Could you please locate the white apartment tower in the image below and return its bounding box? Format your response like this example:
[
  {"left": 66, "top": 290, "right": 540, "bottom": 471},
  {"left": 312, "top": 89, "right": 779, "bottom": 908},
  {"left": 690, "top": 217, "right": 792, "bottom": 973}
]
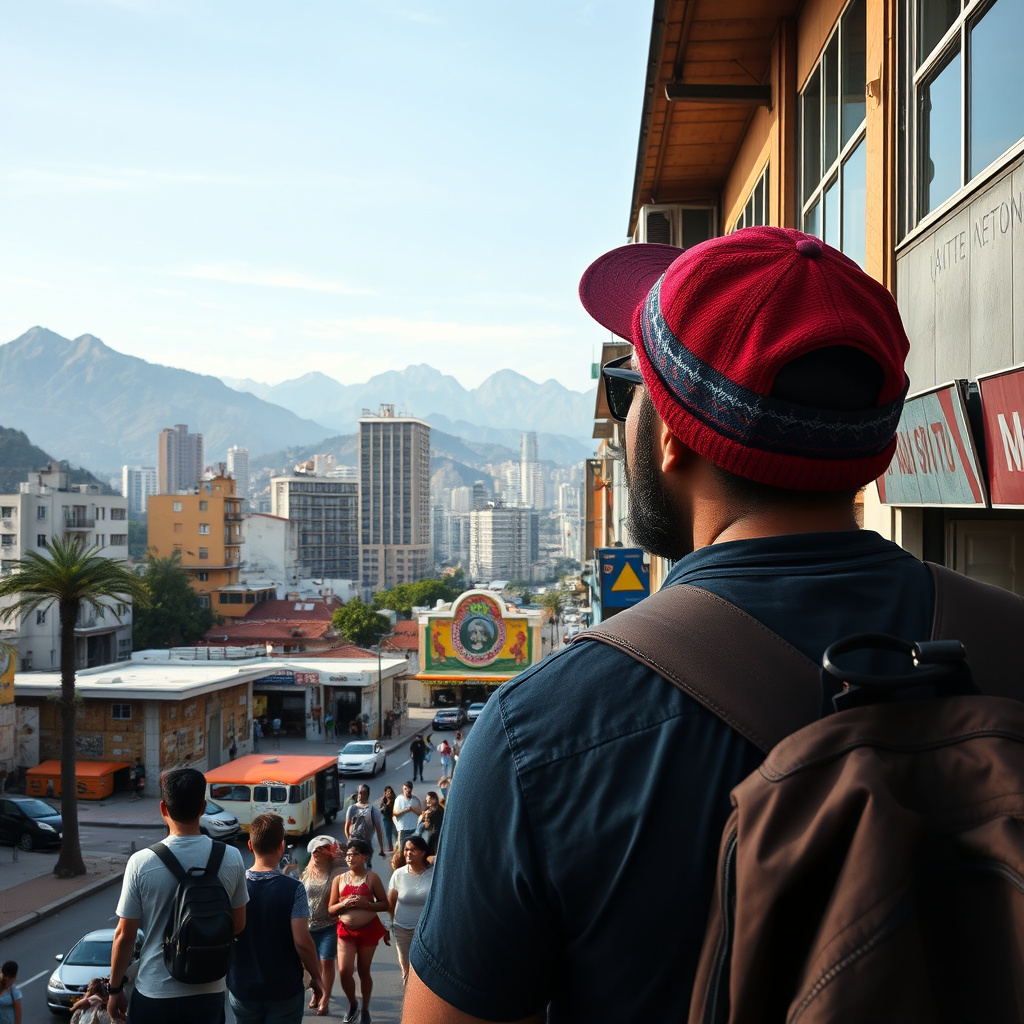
[
  {"left": 158, "top": 424, "right": 204, "bottom": 494},
  {"left": 0, "top": 463, "right": 132, "bottom": 671},
  {"left": 227, "top": 446, "right": 250, "bottom": 501},
  {"left": 520, "top": 432, "right": 543, "bottom": 509},
  {"left": 121, "top": 465, "right": 157, "bottom": 516},
  {"left": 469, "top": 504, "right": 539, "bottom": 583},
  {"left": 359, "top": 405, "right": 431, "bottom": 591}
]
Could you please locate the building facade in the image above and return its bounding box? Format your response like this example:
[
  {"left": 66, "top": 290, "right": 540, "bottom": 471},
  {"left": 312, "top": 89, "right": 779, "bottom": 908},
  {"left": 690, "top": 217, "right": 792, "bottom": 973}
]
[
  {"left": 359, "top": 406, "right": 431, "bottom": 591},
  {"left": 469, "top": 505, "right": 539, "bottom": 583},
  {"left": 583, "top": 0, "right": 1024, "bottom": 618},
  {"left": 158, "top": 423, "right": 204, "bottom": 494},
  {"left": 121, "top": 465, "right": 157, "bottom": 517},
  {"left": 226, "top": 446, "right": 250, "bottom": 500},
  {"left": 520, "top": 431, "right": 544, "bottom": 509},
  {"left": 0, "top": 463, "right": 132, "bottom": 671},
  {"left": 271, "top": 476, "right": 359, "bottom": 580}
]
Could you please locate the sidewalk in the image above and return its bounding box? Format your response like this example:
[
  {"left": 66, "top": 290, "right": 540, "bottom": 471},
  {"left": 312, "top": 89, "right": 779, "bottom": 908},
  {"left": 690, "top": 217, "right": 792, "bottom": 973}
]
[{"left": 0, "top": 705, "right": 438, "bottom": 939}]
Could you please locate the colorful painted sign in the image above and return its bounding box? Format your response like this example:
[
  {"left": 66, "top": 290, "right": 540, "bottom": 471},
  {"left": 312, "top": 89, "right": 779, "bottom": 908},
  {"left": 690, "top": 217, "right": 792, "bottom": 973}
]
[
  {"left": 598, "top": 547, "right": 650, "bottom": 609},
  {"left": 875, "top": 382, "right": 986, "bottom": 507},
  {"left": 979, "top": 365, "right": 1024, "bottom": 507},
  {"left": 424, "top": 590, "right": 534, "bottom": 674},
  {"left": 0, "top": 645, "right": 13, "bottom": 706}
]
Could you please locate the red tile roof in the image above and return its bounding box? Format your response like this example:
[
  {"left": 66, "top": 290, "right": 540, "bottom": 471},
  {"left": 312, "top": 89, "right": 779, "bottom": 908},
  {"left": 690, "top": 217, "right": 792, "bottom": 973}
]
[
  {"left": 203, "top": 618, "right": 337, "bottom": 643},
  {"left": 242, "top": 598, "right": 342, "bottom": 622}
]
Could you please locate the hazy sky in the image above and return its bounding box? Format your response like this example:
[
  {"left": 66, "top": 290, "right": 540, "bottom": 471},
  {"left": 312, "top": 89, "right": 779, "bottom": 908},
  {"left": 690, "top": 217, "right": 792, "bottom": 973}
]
[{"left": 0, "top": 1, "right": 651, "bottom": 393}]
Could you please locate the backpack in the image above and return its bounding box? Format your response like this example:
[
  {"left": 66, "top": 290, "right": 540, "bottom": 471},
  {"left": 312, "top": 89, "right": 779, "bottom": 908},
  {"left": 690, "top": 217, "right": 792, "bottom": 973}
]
[
  {"left": 348, "top": 804, "right": 374, "bottom": 844},
  {"left": 149, "top": 840, "right": 235, "bottom": 984},
  {"left": 583, "top": 563, "right": 1024, "bottom": 1024}
]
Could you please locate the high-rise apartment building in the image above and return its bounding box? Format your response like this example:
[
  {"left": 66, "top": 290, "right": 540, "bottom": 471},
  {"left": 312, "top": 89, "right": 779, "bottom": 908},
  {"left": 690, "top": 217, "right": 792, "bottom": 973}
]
[
  {"left": 272, "top": 475, "right": 359, "bottom": 579},
  {"left": 158, "top": 424, "right": 204, "bottom": 494},
  {"left": 359, "top": 405, "right": 431, "bottom": 591},
  {"left": 0, "top": 463, "right": 132, "bottom": 670},
  {"left": 520, "top": 432, "right": 543, "bottom": 509},
  {"left": 469, "top": 504, "right": 539, "bottom": 583},
  {"left": 226, "top": 446, "right": 250, "bottom": 497},
  {"left": 122, "top": 465, "right": 157, "bottom": 517}
]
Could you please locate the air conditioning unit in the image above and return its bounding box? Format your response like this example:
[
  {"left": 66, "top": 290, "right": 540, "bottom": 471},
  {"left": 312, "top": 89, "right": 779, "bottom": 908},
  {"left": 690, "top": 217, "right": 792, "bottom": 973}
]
[{"left": 633, "top": 204, "right": 718, "bottom": 248}]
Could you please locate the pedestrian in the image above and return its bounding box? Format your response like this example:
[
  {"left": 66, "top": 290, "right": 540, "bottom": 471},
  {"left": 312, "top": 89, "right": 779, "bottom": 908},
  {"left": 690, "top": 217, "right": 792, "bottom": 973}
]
[
  {"left": 253, "top": 718, "right": 262, "bottom": 753},
  {"left": 70, "top": 977, "right": 109, "bottom": 1023},
  {"left": 451, "top": 730, "right": 464, "bottom": 766},
  {"left": 408, "top": 735, "right": 426, "bottom": 782},
  {"left": 403, "top": 228, "right": 1024, "bottom": 1022},
  {"left": 378, "top": 785, "right": 397, "bottom": 853},
  {"left": 0, "top": 961, "right": 21, "bottom": 1024},
  {"left": 226, "top": 813, "right": 324, "bottom": 1023},
  {"left": 328, "top": 839, "right": 390, "bottom": 1024},
  {"left": 387, "top": 835, "right": 433, "bottom": 986},
  {"left": 301, "top": 836, "right": 343, "bottom": 1017},
  {"left": 229, "top": 737, "right": 237, "bottom": 761},
  {"left": 436, "top": 776, "right": 451, "bottom": 806},
  {"left": 324, "top": 712, "right": 334, "bottom": 741},
  {"left": 107, "top": 767, "right": 248, "bottom": 1024},
  {"left": 392, "top": 781, "right": 421, "bottom": 851},
  {"left": 437, "top": 739, "right": 453, "bottom": 777},
  {"left": 344, "top": 785, "right": 386, "bottom": 869},
  {"left": 383, "top": 710, "right": 393, "bottom": 739},
  {"left": 127, "top": 758, "right": 144, "bottom": 801}
]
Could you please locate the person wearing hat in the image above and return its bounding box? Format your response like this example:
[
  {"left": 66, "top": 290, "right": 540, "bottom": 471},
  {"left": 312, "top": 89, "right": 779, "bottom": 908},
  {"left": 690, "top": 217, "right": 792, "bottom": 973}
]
[
  {"left": 403, "top": 228, "right": 1024, "bottom": 1024},
  {"left": 301, "top": 835, "right": 343, "bottom": 1016}
]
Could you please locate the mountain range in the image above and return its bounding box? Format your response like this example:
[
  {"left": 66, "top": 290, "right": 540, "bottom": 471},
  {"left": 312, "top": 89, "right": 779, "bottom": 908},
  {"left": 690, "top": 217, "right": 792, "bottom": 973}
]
[{"left": 0, "top": 329, "right": 596, "bottom": 478}]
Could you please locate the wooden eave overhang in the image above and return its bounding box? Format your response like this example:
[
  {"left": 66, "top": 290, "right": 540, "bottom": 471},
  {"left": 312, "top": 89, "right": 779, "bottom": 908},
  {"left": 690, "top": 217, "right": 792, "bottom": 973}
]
[{"left": 629, "top": 0, "right": 800, "bottom": 237}]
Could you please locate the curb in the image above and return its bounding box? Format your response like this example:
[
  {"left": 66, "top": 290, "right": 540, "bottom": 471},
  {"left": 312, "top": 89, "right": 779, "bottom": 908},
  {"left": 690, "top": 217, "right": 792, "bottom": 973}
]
[{"left": 0, "top": 869, "right": 125, "bottom": 940}]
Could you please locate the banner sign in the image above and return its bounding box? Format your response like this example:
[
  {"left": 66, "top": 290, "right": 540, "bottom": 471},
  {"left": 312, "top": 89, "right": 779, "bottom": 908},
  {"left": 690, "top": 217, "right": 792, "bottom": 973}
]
[
  {"left": 979, "top": 365, "right": 1024, "bottom": 508},
  {"left": 876, "top": 382, "right": 986, "bottom": 507},
  {"left": 423, "top": 590, "right": 536, "bottom": 674},
  {"left": 598, "top": 547, "right": 650, "bottom": 609}
]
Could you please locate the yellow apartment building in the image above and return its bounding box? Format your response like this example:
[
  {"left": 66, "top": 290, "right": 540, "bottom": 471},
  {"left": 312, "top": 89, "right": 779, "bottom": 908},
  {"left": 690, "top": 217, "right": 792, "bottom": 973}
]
[{"left": 148, "top": 474, "right": 272, "bottom": 619}]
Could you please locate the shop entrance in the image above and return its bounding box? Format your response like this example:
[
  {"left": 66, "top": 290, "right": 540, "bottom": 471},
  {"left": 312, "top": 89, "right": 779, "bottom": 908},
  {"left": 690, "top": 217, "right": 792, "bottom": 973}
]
[
  {"left": 333, "top": 689, "right": 362, "bottom": 738},
  {"left": 253, "top": 688, "right": 308, "bottom": 737}
]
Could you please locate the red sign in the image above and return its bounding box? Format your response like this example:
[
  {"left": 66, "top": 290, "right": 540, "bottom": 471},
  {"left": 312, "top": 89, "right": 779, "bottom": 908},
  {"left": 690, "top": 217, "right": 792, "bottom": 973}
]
[
  {"left": 979, "top": 365, "right": 1024, "bottom": 507},
  {"left": 876, "top": 382, "right": 986, "bottom": 507}
]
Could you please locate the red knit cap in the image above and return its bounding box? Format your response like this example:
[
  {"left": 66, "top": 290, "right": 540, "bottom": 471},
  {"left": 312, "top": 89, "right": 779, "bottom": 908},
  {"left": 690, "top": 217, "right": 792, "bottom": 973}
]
[{"left": 579, "top": 227, "right": 910, "bottom": 491}]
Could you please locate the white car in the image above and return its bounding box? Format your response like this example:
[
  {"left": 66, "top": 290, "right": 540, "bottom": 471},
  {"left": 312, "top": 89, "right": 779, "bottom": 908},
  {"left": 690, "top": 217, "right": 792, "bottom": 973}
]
[
  {"left": 47, "top": 927, "right": 144, "bottom": 1012},
  {"left": 200, "top": 798, "right": 241, "bottom": 842},
  {"left": 337, "top": 739, "right": 387, "bottom": 776},
  {"left": 466, "top": 702, "right": 487, "bottom": 723}
]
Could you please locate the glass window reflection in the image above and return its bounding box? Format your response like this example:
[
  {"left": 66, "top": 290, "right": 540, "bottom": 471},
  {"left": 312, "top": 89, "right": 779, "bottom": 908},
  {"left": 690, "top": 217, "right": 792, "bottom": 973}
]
[
  {"left": 842, "top": 138, "right": 867, "bottom": 269},
  {"left": 970, "top": 1, "right": 1024, "bottom": 178},
  {"left": 824, "top": 33, "right": 840, "bottom": 170},
  {"left": 803, "top": 68, "right": 821, "bottom": 201},
  {"left": 824, "top": 177, "right": 841, "bottom": 249},
  {"left": 916, "top": 0, "right": 960, "bottom": 69},
  {"left": 842, "top": 0, "right": 866, "bottom": 147},
  {"left": 919, "top": 47, "right": 961, "bottom": 216}
]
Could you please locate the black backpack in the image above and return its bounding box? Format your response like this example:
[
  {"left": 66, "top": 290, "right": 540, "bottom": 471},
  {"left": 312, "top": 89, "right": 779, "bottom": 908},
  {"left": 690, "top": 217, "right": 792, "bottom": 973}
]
[
  {"left": 149, "top": 840, "right": 235, "bottom": 984},
  {"left": 348, "top": 804, "right": 374, "bottom": 844}
]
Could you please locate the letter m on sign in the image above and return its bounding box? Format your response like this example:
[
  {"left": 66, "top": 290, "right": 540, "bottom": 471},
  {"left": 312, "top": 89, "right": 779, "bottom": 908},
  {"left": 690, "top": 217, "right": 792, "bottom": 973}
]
[{"left": 998, "top": 412, "right": 1024, "bottom": 472}]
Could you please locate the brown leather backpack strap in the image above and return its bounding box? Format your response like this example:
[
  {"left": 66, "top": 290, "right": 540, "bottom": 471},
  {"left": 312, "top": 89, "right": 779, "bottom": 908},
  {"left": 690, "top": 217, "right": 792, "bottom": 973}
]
[
  {"left": 928, "top": 563, "right": 1024, "bottom": 697},
  {"left": 578, "top": 585, "right": 821, "bottom": 754}
]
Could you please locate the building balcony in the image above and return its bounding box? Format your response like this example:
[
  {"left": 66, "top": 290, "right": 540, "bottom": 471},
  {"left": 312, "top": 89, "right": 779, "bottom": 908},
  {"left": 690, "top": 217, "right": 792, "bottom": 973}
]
[
  {"left": 63, "top": 513, "right": 95, "bottom": 530},
  {"left": 224, "top": 512, "right": 244, "bottom": 522}
]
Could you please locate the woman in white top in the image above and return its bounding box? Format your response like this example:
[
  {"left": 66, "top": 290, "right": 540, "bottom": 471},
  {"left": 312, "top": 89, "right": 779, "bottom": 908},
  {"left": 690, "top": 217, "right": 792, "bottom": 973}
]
[{"left": 387, "top": 835, "right": 434, "bottom": 985}]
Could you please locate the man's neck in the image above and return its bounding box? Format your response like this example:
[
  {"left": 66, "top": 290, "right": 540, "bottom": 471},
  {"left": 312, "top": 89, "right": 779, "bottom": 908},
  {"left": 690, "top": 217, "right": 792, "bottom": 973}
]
[
  {"left": 165, "top": 820, "right": 202, "bottom": 837},
  {"left": 252, "top": 854, "right": 281, "bottom": 871}
]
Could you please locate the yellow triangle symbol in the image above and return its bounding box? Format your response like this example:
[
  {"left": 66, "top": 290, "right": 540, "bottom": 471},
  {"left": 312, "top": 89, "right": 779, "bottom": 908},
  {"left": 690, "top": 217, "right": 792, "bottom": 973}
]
[{"left": 611, "top": 562, "right": 645, "bottom": 591}]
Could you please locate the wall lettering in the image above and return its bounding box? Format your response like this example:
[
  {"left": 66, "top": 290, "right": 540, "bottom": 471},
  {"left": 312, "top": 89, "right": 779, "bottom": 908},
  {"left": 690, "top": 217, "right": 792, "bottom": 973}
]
[
  {"left": 929, "top": 188, "right": 1024, "bottom": 280},
  {"left": 997, "top": 411, "right": 1024, "bottom": 472}
]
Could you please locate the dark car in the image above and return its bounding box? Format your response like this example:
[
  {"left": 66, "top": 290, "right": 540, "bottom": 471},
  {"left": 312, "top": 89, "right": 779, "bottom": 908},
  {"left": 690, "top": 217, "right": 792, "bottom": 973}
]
[
  {"left": 0, "top": 794, "right": 63, "bottom": 850},
  {"left": 432, "top": 707, "right": 468, "bottom": 730}
]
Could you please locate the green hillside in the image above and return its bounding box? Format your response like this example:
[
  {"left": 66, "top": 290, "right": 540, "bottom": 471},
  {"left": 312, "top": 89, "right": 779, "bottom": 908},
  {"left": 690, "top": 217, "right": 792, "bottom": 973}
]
[{"left": 0, "top": 426, "right": 110, "bottom": 494}]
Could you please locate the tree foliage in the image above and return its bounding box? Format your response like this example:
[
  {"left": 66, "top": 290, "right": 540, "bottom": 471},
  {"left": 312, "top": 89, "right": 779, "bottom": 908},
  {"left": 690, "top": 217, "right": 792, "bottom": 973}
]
[
  {"left": 0, "top": 536, "right": 150, "bottom": 878},
  {"left": 132, "top": 552, "right": 213, "bottom": 650},
  {"left": 371, "top": 575, "right": 466, "bottom": 618},
  {"left": 540, "top": 591, "right": 564, "bottom": 620},
  {"left": 333, "top": 598, "right": 393, "bottom": 648}
]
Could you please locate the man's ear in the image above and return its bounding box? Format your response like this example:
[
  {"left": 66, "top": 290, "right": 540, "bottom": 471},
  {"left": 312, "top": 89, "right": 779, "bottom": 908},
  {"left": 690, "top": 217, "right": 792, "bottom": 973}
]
[{"left": 659, "top": 421, "right": 693, "bottom": 475}]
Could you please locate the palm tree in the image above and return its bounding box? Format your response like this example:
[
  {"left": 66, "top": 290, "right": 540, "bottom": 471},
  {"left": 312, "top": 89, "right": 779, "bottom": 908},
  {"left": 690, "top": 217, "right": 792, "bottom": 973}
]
[{"left": 0, "top": 537, "right": 149, "bottom": 877}]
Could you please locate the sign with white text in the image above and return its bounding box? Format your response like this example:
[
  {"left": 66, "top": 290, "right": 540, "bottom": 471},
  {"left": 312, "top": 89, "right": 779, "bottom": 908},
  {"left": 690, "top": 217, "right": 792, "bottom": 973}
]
[
  {"left": 979, "top": 365, "right": 1024, "bottom": 507},
  {"left": 876, "top": 382, "right": 986, "bottom": 507}
]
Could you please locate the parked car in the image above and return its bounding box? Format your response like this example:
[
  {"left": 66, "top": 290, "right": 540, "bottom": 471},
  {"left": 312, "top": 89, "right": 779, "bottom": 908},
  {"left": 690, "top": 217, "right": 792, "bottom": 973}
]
[
  {"left": 47, "top": 927, "right": 144, "bottom": 1013},
  {"left": 432, "top": 707, "right": 468, "bottom": 730},
  {"left": 337, "top": 739, "right": 387, "bottom": 776},
  {"left": 466, "top": 702, "right": 487, "bottom": 723},
  {"left": 200, "top": 798, "right": 241, "bottom": 842},
  {"left": 0, "top": 794, "right": 62, "bottom": 850}
]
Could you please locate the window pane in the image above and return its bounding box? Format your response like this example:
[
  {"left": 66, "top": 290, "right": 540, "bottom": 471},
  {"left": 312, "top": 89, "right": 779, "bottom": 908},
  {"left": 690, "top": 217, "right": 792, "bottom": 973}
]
[
  {"left": 918, "top": 47, "right": 961, "bottom": 216},
  {"left": 917, "top": 0, "right": 960, "bottom": 69},
  {"left": 824, "top": 177, "right": 841, "bottom": 249},
  {"left": 804, "top": 197, "right": 821, "bottom": 238},
  {"left": 824, "top": 33, "right": 840, "bottom": 169},
  {"left": 841, "top": 0, "right": 866, "bottom": 146},
  {"left": 970, "top": 1, "right": 1024, "bottom": 178},
  {"left": 842, "top": 137, "right": 867, "bottom": 268},
  {"left": 802, "top": 68, "right": 821, "bottom": 201},
  {"left": 745, "top": 195, "right": 755, "bottom": 226},
  {"left": 753, "top": 180, "right": 764, "bottom": 226}
]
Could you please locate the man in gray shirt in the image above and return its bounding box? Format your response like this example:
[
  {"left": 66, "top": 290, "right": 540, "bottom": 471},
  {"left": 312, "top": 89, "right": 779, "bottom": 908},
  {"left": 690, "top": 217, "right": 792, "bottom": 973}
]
[{"left": 108, "top": 767, "right": 248, "bottom": 1024}]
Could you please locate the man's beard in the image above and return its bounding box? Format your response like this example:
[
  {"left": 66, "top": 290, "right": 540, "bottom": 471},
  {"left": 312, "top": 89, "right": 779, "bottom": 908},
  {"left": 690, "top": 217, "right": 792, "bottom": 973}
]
[{"left": 623, "top": 392, "right": 692, "bottom": 561}]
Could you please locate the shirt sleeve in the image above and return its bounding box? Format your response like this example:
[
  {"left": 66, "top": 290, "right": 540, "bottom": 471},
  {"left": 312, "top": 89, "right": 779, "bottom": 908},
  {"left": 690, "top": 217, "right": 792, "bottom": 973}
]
[
  {"left": 225, "top": 847, "right": 250, "bottom": 909},
  {"left": 410, "top": 698, "right": 557, "bottom": 1020},
  {"left": 291, "top": 880, "right": 310, "bottom": 919},
  {"left": 115, "top": 854, "right": 144, "bottom": 919}
]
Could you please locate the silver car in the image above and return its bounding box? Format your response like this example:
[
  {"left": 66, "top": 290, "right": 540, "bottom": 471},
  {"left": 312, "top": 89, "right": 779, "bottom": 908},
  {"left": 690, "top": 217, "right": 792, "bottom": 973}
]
[
  {"left": 200, "top": 798, "right": 241, "bottom": 842},
  {"left": 337, "top": 739, "right": 387, "bottom": 776},
  {"left": 47, "top": 927, "right": 144, "bottom": 1013}
]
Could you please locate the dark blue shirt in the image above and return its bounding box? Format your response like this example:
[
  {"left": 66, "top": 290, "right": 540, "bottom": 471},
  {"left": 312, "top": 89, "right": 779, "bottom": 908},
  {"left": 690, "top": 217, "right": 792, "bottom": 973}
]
[{"left": 411, "top": 532, "right": 934, "bottom": 1023}]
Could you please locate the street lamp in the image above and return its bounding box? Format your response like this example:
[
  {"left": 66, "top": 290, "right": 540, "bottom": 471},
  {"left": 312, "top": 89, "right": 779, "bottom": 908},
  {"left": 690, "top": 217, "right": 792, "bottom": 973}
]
[{"left": 373, "top": 630, "right": 396, "bottom": 739}]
